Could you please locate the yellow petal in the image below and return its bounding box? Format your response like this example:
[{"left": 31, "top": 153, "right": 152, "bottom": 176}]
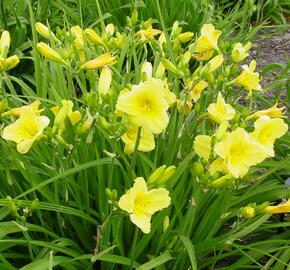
[
  {"left": 130, "top": 210, "right": 151, "bottom": 233},
  {"left": 193, "top": 135, "right": 211, "bottom": 160}
]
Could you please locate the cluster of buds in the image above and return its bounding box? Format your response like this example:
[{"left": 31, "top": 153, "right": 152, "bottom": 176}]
[
  {"left": 147, "top": 164, "right": 176, "bottom": 189},
  {"left": 0, "top": 31, "right": 19, "bottom": 72}
]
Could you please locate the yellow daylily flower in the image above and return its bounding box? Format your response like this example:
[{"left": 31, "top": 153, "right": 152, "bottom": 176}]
[
  {"left": 264, "top": 199, "right": 290, "bottom": 214},
  {"left": 193, "top": 135, "right": 211, "bottom": 161},
  {"left": 118, "top": 177, "right": 171, "bottom": 233},
  {"left": 207, "top": 92, "right": 235, "bottom": 123},
  {"left": 1, "top": 99, "right": 42, "bottom": 117},
  {"left": 80, "top": 52, "right": 117, "bottom": 70},
  {"left": 231, "top": 42, "right": 252, "bottom": 63},
  {"left": 209, "top": 158, "right": 228, "bottom": 176},
  {"left": 115, "top": 78, "right": 169, "bottom": 134},
  {"left": 214, "top": 128, "right": 268, "bottom": 178},
  {"left": 2, "top": 107, "right": 50, "bottom": 154},
  {"left": 193, "top": 24, "right": 222, "bottom": 60},
  {"left": 189, "top": 80, "right": 208, "bottom": 102},
  {"left": 136, "top": 25, "right": 161, "bottom": 40},
  {"left": 122, "top": 125, "right": 155, "bottom": 154},
  {"left": 231, "top": 60, "right": 262, "bottom": 97},
  {"left": 250, "top": 116, "right": 288, "bottom": 157},
  {"left": 246, "top": 102, "right": 286, "bottom": 120}
]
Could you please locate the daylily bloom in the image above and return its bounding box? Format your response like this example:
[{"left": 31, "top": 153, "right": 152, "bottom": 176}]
[
  {"left": 1, "top": 99, "right": 42, "bottom": 117},
  {"left": 118, "top": 177, "right": 171, "bottom": 233},
  {"left": 264, "top": 199, "right": 290, "bottom": 214},
  {"left": 214, "top": 128, "right": 268, "bottom": 178},
  {"left": 193, "top": 24, "right": 222, "bottom": 60},
  {"left": 231, "top": 42, "right": 252, "bottom": 63},
  {"left": 193, "top": 135, "right": 211, "bottom": 160},
  {"left": 189, "top": 80, "right": 208, "bottom": 103},
  {"left": 230, "top": 60, "right": 262, "bottom": 97},
  {"left": 115, "top": 78, "right": 169, "bottom": 134},
  {"left": 136, "top": 25, "right": 161, "bottom": 40},
  {"left": 207, "top": 92, "right": 236, "bottom": 123},
  {"left": 250, "top": 116, "right": 288, "bottom": 157},
  {"left": 2, "top": 107, "right": 50, "bottom": 154},
  {"left": 246, "top": 102, "right": 286, "bottom": 120},
  {"left": 121, "top": 125, "right": 155, "bottom": 154},
  {"left": 80, "top": 52, "right": 117, "bottom": 70}
]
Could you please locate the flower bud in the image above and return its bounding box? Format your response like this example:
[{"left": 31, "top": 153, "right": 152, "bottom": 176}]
[
  {"left": 131, "top": 9, "right": 138, "bottom": 25},
  {"left": 163, "top": 216, "right": 170, "bottom": 232},
  {"left": 141, "top": 62, "right": 152, "bottom": 80},
  {"left": 105, "top": 188, "right": 112, "bottom": 197},
  {"left": 54, "top": 102, "right": 70, "bottom": 128},
  {"left": 208, "top": 174, "right": 233, "bottom": 188},
  {"left": 177, "top": 32, "right": 194, "bottom": 43},
  {"left": 192, "top": 162, "right": 204, "bottom": 176},
  {"left": 84, "top": 29, "right": 104, "bottom": 46},
  {"left": 0, "top": 99, "right": 8, "bottom": 113},
  {"left": 4, "top": 55, "right": 20, "bottom": 71},
  {"left": 240, "top": 206, "right": 255, "bottom": 219},
  {"left": 80, "top": 52, "right": 116, "bottom": 70},
  {"left": 111, "top": 189, "right": 117, "bottom": 201},
  {"left": 106, "top": 24, "right": 115, "bottom": 35},
  {"left": 155, "top": 165, "right": 176, "bottom": 185},
  {"left": 37, "top": 42, "right": 69, "bottom": 66},
  {"left": 97, "top": 116, "right": 110, "bottom": 130},
  {"left": 155, "top": 62, "right": 165, "bottom": 79},
  {"left": 0, "top": 31, "right": 10, "bottom": 58},
  {"left": 161, "top": 59, "right": 179, "bottom": 75},
  {"left": 98, "top": 67, "right": 112, "bottom": 96},
  {"left": 147, "top": 165, "right": 166, "bottom": 184},
  {"left": 35, "top": 22, "right": 58, "bottom": 41}
]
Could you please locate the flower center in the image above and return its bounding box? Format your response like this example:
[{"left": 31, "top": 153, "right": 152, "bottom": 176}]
[
  {"left": 142, "top": 99, "right": 152, "bottom": 112},
  {"left": 21, "top": 125, "right": 38, "bottom": 137}
]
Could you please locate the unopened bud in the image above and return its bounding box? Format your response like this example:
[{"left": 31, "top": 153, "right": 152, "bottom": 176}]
[
  {"left": 240, "top": 206, "right": 255, "bottom": 219},
  {"left": 4, "top": 55, "right": 20, "bottom": 71},
  {"left": 161, "top": 59, "right": 179, "bottom": 75},
  {"left": 98, "top": 116, "right": 109, "bottom": 130},
  {"left": 192, "top": 162, "right": 204, "bottom": 176},
  {"left": 84, "top": 29, "right": 104, "bottom": 46},
  {"left": 216, "top": 121, "right": 228, "bottom": 141},
  {"left": 0, "top": 99, "right": 8, "bottom": 114},
  {"left": 208, "top": 174, "right": 233, "bottom": 188},
  {"left": 106, "top": 24, "right": 115, "bottom": 35},
  {"left": 37, "top": 42, "right": 69, "bottom": 66},
  {"left": 163, "top": 216, "right": 170, "bottom": 232},
  {"left": 155, "top": 165, "right": 176, "bottom": 185},
  {"left": 177, "top": 32, "right": 194, "bottom": 43},
  {"left": 105, "top": 188, "right": 112, "bottom": 197},
  {"left": 141, "top": 62, "right": 152, "bottom": 80},
  {"left": 147, "top": 165, "right": 166, "bottom": 184},
  {"left": 54, "top": 103, "right": 70, "bottom": 128},
  {"left": 98, "top": 67, "right": 112, "bottom": 96},
  {"left": 131, "top": 9, "right": 138, "bottom": 25},
  {"left": 0, "top": 31, "right": 10, "bottom": 58},
  {"left": 35, "top": 22, "right": 58, "bottom": 41},
  {"left": 155, "top": 62, "right": 165, "bottom": 79}
]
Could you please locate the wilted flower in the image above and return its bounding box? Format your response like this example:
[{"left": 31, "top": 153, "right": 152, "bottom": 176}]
[
  {"left": 246, "top": 102, "right": 286, "bottom": 120},
  {"left": 118, "top": 177, "right": 171, "bottom": 233},
  {"left": 136, "top": 25, "right": 161, "bottom": 40},
  {"left": 264, "top": 199, "right": 290, "bottom": 214},
  {"left": 189, "top": 80, "right": 208, "bottom": 103}
]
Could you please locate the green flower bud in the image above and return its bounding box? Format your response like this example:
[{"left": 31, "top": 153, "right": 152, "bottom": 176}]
[
  {"left": 161, "top": 59, "right": 179, "bottom": 75},
  {"left": 192, "top": 162, "right": 204, "bottom": 176},
  {"left": 131, "top": 9, "right": 138, "bottom": 25},
  {"left": 163, "top": 216, "right": 170, "bottom": 232},
  {"left": 240, "top": 206, "right": 255, "bottom": 219},
  {"left": 0, "top": 99, "right": 8, "bottom": 114},
  {"left": 155, "top": 165, "right": 176, "bottom": 185},
  {"left": 0, "top": 31, "right": 10, "bottom": 58},
  {"left": 147, "top": 165, "right": 166, "bottom": 184}
]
